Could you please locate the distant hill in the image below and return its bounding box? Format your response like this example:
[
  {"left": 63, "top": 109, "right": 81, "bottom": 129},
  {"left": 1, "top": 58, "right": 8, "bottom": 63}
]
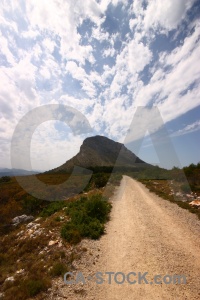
[
  {"left": 0, "top": 168, "right": 39, "bottom": 177},
  {"left": 48, "top": 135, "right": 150, "bottom": 173}
]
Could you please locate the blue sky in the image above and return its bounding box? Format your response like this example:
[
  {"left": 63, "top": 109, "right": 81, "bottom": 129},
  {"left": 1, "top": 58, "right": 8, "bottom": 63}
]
[{"left": 0, "top": 0, "right": 200, "bottom": 171}]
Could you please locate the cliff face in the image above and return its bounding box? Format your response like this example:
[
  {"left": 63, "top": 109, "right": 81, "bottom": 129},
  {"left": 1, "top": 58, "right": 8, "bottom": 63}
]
[{"left": 51, "top": 135, "right": 147, "bottom": 173}]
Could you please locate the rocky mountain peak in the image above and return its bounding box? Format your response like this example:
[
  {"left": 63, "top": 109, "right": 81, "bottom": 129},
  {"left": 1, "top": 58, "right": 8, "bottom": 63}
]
[{"left": 51, "top": 135, "right": 147, "bottom": 173}]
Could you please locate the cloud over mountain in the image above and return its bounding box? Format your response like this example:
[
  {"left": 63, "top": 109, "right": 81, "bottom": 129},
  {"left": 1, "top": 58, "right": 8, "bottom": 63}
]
[{"left": 0, "top": 0, "right": 199, "bottom": 170}]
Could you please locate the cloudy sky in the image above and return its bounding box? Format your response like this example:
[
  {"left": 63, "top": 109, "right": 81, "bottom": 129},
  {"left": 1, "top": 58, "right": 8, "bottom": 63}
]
[{"left": 0, "top": 0, "right": 200, "bottom": 171}]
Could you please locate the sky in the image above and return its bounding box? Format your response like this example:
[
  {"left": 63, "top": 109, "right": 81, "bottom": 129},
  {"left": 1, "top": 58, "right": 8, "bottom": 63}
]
[{"left": 0, "top": 0, "right": 200, "bottom": 171}]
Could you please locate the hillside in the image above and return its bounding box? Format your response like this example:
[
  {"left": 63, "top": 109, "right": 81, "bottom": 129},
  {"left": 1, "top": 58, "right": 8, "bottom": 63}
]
[
  {"left": 50, "top": 135, "right": 148, "bottom": 173},
  {"left": 0, "top": 135, "right": 199, "bottom": 300}
]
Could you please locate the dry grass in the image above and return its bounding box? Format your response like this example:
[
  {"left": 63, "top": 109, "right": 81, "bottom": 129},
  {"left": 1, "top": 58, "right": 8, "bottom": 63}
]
[
  {"left": 140, "top": 179, "right": 200, "bottom": 220},
  {"left": 0, "top": 172, "right": 122, "bottom": 299}
]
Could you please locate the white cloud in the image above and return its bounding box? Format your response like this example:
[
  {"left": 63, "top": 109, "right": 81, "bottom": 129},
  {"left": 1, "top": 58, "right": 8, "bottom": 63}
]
[
  {"left": 0, "top": 32, "right": 16, "bottom": 65},
  {"left": 172, "top": 120, "right": 200, "bottom": 137},
  {"left": 30, "top": 121, "right": 87, "bottom": 170},
  {"left": 103, "top": 47, "right": 116, "bottom": 57},
  {"left": 100, "top": 0, "right": 128, "bottom": 11},
  {"left": 115, "top": 38, "right": 152, "bottom": 74},
  {"left": 39, "top": 66, "right": 51, "bottom": 80},
  {"left": 131, "top": 0, "right": 145, "bottom": 17},
  {"left": 107, "top": 38, "right": 152, "bottom": 99},
  {"left": 127, "top": 40, "right": 152, "bottom": 73},
  {"left": 133, "top": 22, "right": 200, "bottom": 123},
  {"left": 163, "top": 22, "right": 200, "bottom": 66},
  {"left": 129, "top": 18, "right": 138, "bottom": 31},
  {"left": 102, "top": 64, "right": 116, "bottom": 82},
  {"left": 59, "top": 95, "right": 93, "bottom": 115},
  {"left": 0, "top": 0, "right": 199, "bottom": 170},
  {"left": 26, "top": 0, "right": 103, "bottom": 64},
  {"left": 66, "top": 61, "right": 87, "bottom": 81},
  {"left": 92, "top": 26, "right": 109, "bottom": 42},
  {"left": 0, "top": 57, "right": 37, "bottom": 119},
  {"left": 42, "top": 38, "right": 56, "bottom": 54},
  {"left": 94, "top": 18, "right": 200, "bottom": 144},
  {"left": 87, "top": 102, "right": 104, "bottom": 131},
  {"left": 66, "top": 61, "right": 97, "bottom": 97},
  {"left": 143, "top": 0, "right": 195, "bottom": 31},
  {"left": 130, "top": 0, "right": 196, "bottom": 37},
  {"left": 13, "top": 56, "right": 37, "bottom": 99}
]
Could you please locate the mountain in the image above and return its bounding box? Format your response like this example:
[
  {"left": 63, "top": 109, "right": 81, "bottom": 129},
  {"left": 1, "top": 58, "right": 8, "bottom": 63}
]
[
  {"left": 50, "top": 135, "right": 150, "bottom": 173},
  {"left": 0, "top": 168, "right": 39, "bottom": 177}
]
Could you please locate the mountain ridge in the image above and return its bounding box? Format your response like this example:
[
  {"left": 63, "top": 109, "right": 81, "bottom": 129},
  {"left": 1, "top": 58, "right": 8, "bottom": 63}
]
[
  {"left": 0, "top": 168, "right": 39, "bottom": 177},
  {"left": 49, "top": 135, "right": 149, "bottom": 173}
]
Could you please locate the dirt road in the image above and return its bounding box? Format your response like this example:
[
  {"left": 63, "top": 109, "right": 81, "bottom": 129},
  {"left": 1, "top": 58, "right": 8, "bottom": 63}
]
[
  {"left": 50, "top": 176, "right": 200, "bottom": 300},
  {"left": 92, "top": 176, "right": 200, "bottom": 300}
]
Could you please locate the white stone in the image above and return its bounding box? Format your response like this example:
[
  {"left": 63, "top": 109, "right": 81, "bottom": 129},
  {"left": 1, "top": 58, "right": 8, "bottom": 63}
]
[
  {"left": 35, "top": 217, "right": 41, "bottom": 222},
  {"left": 5, "top": 276, "right": 15, "bottom": 282},
  {"left": 26, "top": 222, "right": 34, "bottom": 229},
  {"left": 16, "top": 269, "right": 24, "bottom": 275},
  {"left": 12, "top": 215, "right": 34, "bottom": 226},
  {"left": 48, "top": 240, "right": 58, "bottom": 246}
]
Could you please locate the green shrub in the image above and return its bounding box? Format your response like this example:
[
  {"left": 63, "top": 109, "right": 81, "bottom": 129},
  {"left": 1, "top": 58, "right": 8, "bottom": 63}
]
[
  {"left": 85, "top": 194, "right": 111, "bottom": 223},
  {"left": 40, "top": 201, "right": 67, "bottom": 217},
  {"left": 61, "top": 194, "right": 111, "bottom": 244},
  {"left": 0, "top": 176, "right": 11, "bottom": 183},
  {"left": 84, "top": 173, "right": 110, "bottom": 191},
  {"left": 50, "top": 262, "right": 68, "bottom": 277},
  {"left": 61, "top": 223, "right": 81, "bottom": 244},
  {"left": 180, "top": 183, "right": 191, "bottom": 193},
  {"left": 92, "top": 173, "right": 110, "bottom": 188},
  {"left": 79, "top": 219, "right": 104, "bottom": 239},
  {"left": 24, "top": 279, "right": 49, "bottom": 297},
  {"left": 22, "top": 196, "right": 43, "bottom": 214}
]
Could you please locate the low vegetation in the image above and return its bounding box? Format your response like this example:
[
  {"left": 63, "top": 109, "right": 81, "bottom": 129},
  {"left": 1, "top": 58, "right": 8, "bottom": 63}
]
[
  {"left": 0, "top": 176, "right": 11, "bottom": 183},
  {"left": 0, "top": 162, "right": 199, "bottom": 299},
  {"left": 129, "top": 163, "right": 200, "bottom": 221},
  {"left": 40, "top": 201, "right": 68, "bottom": 217},
  {"left": 61, "top": 194, "right": 111, "bottom": 243},
  {"left": 0, "top": 171, "right": 116, "bottom": 300},
  {"left": 0, "top": 193, "right": 110, "bottom": 299},
  {"left": 139, "top": 179, "right": 200, "bottom": 221}
]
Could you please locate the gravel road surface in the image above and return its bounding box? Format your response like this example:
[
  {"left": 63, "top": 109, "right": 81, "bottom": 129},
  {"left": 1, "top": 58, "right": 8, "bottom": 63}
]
[{"left": 48, "top": 176, "right": 200, "bottom": 300}]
